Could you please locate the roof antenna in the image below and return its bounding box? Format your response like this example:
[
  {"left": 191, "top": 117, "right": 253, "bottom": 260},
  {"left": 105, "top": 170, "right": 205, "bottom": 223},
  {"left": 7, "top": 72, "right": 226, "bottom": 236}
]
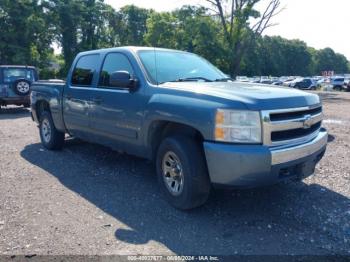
[{"left": 154, "top": 47, "right": 159, "bottom": 85}]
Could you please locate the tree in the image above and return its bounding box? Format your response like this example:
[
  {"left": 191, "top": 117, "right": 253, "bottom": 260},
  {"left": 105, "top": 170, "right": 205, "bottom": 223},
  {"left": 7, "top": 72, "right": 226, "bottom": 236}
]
[
  {"left": 47, "top": 0, "right": 83, "bottom": 73},
  {"left": 118, "top": 5, "right": 152, "bottom": 46},
  {"left": 145, "top": 6, "right": 226, "bottom": 71},
  {"left": 312, "top": 48, "right": 349, "bottom": 74},
  {"left": 260, "top": 37, "right": 311, "bottom": 76},
  {"left": 204, "top": 0, "right": 282, "bottom": 76},
  {"left": 0, "top": 0, "right": 54, "bottom": 67},
  {"left": 144, "top": 12, "right": 178, "bottom": 48},
  {"left": 1, "top": 1, "right": 348, "bottom": 78},
  {"left": 47, "top": 0, "right": 117, "bottom": 75}
]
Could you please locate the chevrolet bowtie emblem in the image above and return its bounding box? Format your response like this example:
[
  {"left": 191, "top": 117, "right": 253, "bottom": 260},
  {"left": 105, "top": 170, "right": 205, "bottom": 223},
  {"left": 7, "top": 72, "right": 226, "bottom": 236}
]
[{"left": 302, "top": 114, "right": 312, "bottom": 129}]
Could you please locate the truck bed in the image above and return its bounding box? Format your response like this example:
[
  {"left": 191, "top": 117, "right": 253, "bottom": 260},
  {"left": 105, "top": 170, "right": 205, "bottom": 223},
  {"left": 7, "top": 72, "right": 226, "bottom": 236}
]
[
  {"left": 31, "top": 80, "right": 67, "bottom": 131},
  {"left": 32, "top": 80, "right": 66, "bottom": 90}
]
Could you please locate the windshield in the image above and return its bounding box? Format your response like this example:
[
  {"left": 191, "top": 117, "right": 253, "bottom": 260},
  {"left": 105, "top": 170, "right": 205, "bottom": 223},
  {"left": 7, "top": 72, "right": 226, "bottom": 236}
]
[
  {"left": 3, "top": 68, "right": 35, "bottom": 83},
  {"left": 138, "top": 50, "right": 227, "bottom": 84}
]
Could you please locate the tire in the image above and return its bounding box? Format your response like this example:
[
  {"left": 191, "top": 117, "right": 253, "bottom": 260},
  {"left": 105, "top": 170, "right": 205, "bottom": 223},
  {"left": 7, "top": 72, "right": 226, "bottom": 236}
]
[
  {"left": 334, "top": 85, "right": 342, "bottom": 91},
  {"left": 156, "top": 136, "right": 211, "bottom": 210},
  {"left": 39, "top": 111, "right": 65, "bottom": 150},
  {"left": 13, "top": 79, "right": 31, "bottom": 96}
]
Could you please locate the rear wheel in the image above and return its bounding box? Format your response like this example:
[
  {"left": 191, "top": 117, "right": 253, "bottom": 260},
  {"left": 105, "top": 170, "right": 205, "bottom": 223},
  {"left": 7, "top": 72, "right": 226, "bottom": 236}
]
[
  {"left": 39, "top": 111, "right": 65, "bottom": 150},
  {"left": 156, "top": 136, "right": 211, "bottom": 210}
]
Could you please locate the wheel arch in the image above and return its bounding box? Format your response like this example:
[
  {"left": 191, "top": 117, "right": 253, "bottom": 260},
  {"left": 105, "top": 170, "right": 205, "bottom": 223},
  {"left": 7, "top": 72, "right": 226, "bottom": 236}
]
[
  {"left": 35, "top": 100, "right": 51, "bottom": 120},
  {"left": 147, "top": 120, "right": 205, "bottom": 160}
]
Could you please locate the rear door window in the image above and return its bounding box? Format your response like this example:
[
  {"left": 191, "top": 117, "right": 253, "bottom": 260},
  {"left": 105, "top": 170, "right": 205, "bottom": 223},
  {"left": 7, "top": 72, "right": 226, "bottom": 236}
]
[{"left": 71, "top": 54, "right": 99, "bottom": 86}]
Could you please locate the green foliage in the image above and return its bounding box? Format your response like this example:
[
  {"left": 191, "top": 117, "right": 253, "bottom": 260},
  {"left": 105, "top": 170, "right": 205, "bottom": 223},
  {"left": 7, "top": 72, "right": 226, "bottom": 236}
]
[
  {"left": 0, "top": 1, "right": 349, "bottom": 78},
  {"left": 47, "top": 0, "right": 114, "bottom": 74},
  {"left": 145, "top": 6, "right": 227, "bottom": 71},
  {"left": 312, "top": 48, "right": 349, "bottom": 74},
  {"left": 0, "top": 0, "right": 54, "bottom": 68},
  {"left": 118, "top": 5, "right": 151, "bottom": 46},
  {"left": 241, "top": 36, "right": 312, "bottom": 76}
]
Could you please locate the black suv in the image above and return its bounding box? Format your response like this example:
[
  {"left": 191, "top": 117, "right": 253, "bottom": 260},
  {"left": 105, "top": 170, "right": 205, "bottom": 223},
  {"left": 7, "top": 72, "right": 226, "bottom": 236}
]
[{"left": 0, "top": 65, "right": 38, "bottom": 107}]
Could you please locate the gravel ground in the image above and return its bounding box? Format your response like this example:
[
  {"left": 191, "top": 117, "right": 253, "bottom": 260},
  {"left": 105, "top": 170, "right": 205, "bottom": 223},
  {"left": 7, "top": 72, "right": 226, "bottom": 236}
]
[{"left": 0, "top": 91, "right": 349, "bottom": 256}]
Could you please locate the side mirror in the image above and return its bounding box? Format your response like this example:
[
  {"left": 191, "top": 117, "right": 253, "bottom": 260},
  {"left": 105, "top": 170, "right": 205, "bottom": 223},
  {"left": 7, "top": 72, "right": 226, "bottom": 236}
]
[{"left": 109, "top": 71, "right": 138, "bottom": 89}]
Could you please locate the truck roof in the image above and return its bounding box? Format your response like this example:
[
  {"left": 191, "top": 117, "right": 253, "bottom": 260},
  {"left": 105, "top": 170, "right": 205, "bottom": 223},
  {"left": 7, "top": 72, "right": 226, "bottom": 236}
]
[
  {"left": 77, "top": 46, "right": 189, "bottom": 56},
  {"left": 0, "top": 65, "right": 36, "bottom": 69}
]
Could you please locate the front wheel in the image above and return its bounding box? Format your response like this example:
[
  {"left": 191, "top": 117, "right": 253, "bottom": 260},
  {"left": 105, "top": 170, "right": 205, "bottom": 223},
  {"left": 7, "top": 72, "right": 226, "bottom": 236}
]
[
  {"left": 39, "top": 111, "right": 65, "bottom": 150},
  {"left": 156, "top": 136, "right": 211, "bottom": 210}
]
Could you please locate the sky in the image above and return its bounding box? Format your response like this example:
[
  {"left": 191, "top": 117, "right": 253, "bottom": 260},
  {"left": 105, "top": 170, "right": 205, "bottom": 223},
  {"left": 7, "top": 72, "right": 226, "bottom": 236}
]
[{"left": 105, "top": 0, "right": 350, "bottom": 60}]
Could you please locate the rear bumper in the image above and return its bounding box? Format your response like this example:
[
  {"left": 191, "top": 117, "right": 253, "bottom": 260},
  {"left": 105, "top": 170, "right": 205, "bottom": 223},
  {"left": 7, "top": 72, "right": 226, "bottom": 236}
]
[
  {"left": 0, "top": 96, "right": 30, "bottom": 105},
  {"left": 203, "top": 129, "right": 328, "bottom": 188}
]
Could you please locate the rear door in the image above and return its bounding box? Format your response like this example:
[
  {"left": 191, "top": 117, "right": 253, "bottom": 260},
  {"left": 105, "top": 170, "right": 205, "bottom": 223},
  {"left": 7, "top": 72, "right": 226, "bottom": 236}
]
[
  {"left": 63, "top": 54, "right": 100, "bottom": 139},
  {"left": 88, "top": 52, "right": 147, "bottom": 152}
]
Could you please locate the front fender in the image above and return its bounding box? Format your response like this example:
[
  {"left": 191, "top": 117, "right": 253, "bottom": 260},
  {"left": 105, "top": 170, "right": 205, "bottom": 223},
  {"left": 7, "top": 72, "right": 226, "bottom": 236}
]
[{"left": 142, "top": 94, "right": 225, "bottom": 146}]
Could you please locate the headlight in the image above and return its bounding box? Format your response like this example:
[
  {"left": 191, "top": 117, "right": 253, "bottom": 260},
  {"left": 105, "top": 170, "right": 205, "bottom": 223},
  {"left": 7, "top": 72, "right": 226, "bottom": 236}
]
[{"left": 215, "top": 109, "right": 262, "bottom": 143}]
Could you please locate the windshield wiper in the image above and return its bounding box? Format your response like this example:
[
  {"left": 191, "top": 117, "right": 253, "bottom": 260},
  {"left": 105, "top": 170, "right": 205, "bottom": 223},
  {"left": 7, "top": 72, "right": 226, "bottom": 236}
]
[
  {"left": 171, "top": 77, "right": 213, "bottom": 83},
  {"left": 158, "top": 76, "right": 222, "bottom": 85},
  {"left": 215, "top": 77, "right": 234, "bottom": 82}
]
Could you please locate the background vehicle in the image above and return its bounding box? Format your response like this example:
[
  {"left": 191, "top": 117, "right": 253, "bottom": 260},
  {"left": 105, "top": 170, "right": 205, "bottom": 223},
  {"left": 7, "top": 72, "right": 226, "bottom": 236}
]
[
  {"left": 330, "top": 77, "right": 345, "bottom": 91},
  {"left": 259, "top": 76, "right": 272, "bottom": 84},
  {"left": 291, "top": 78, "right": 317, "bottom": 90},
  {"left": 30, "top": 47, "right": 327, "bottom": 210},
  {"left": 315, "top": 77, "right": 326, "bottom": 88},
  {"left": 236, "top": 76, "right": 250, "bottom": 82},
  {"left": 0, "top": 65, "right": 38, "bottom": 107},
  {"left": 344, "top": 78, "right": 350, "bottom": 91},
  {"left": 272, "top": 77, "right": 284, "bottom": 85},
  {"left": 282, "top": 78, "right": 296, "bottom": 87}
]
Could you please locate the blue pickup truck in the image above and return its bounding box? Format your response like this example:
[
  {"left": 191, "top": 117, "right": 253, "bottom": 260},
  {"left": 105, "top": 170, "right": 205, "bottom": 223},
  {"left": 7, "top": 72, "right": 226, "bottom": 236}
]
[{"left": 30, "top": 47, "right": 328, "bottom": 209}]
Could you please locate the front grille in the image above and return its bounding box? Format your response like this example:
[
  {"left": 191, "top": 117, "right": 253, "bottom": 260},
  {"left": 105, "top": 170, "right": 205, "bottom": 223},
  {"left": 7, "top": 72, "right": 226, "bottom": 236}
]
[
  {"left": 262, "top": 105, "right": 323, "bottom": 146},
  {"left": 271, "top": 122, "right": 321, "bottom": 142},
  {"left": 270, "top": 107, "right": 322, "bottom": 122}
]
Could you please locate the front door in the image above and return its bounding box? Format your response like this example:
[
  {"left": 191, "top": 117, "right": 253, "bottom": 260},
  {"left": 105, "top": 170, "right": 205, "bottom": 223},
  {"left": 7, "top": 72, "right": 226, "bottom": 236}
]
[{"left": 89, "top": 52, "right": 146, "bottom": 152}]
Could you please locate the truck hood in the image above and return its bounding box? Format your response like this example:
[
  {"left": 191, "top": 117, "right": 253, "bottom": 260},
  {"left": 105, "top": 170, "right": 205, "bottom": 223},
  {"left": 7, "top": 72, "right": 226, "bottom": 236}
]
[{"left": 161, "top": 82, "right": 320, "bottom": 110}]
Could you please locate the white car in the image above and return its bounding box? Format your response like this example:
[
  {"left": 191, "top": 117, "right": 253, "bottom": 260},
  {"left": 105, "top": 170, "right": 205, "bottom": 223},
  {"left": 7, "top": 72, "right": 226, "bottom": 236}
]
[
  {"left": 236, "top": 76, "right": 250, "bottom": 82},
  {"left": 323, "top": 77, "right": 346, "bottom": 91},
  {"left": 330, "top": 77, "right": 345, "bottom": 91}
]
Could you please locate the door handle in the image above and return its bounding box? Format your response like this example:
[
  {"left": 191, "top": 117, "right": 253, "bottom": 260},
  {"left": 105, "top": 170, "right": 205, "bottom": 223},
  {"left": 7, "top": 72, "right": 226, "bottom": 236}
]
[{"left": 92, "top": 97, "right": 103, "bottom": 104}]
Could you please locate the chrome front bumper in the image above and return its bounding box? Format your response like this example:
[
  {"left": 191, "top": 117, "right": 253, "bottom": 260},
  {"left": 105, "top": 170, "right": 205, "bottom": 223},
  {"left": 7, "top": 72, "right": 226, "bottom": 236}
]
[
  {"left": 271, "top": 130, "right": 328, "bottom": 165},
  {"left": 204, "top": 129, "right": 328, "bottom": 187}
]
